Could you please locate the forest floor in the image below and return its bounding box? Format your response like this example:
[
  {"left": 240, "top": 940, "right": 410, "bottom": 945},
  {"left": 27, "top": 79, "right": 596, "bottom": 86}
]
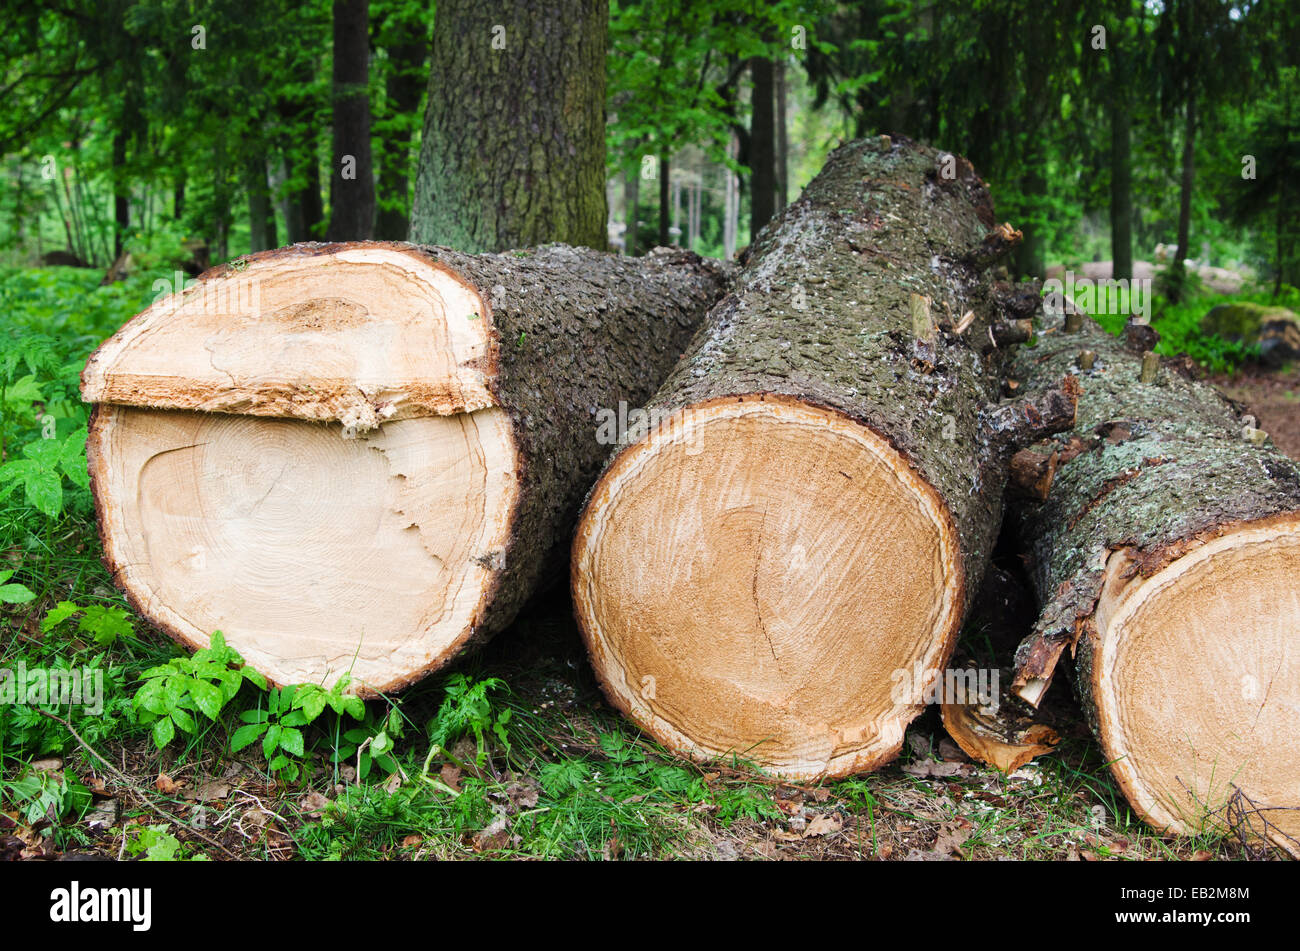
[
  {"left": 1, "top": 267, "right": 1296, "bottom": 862},
  {"left": 6, "top": 583, "right": 1284, "bottom": 862},
  {"left": 1209, "top": 364, "right": 1300, "bottom": 460}
]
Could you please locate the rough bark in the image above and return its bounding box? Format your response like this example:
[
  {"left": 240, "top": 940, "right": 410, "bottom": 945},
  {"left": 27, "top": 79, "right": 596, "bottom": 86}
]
[
  {"left": 572, "top": 136, "right": 1076, "bottom": 780},
  {"left": 1009, "top": 308, "right": 1300, "bottom": 856},
  {"left": 82, "top": 241, "right": 731, "bottom": 694},
  {"left": 410, "top": 0, "right": 608, "bottom": 252}
]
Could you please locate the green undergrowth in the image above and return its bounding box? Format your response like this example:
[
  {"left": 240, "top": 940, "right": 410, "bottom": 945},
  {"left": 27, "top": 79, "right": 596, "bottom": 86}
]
[
  {"left": 0, "top": 265, "right": 1275, "bottom": 861},
  {"left": 1065, "top": 277, "right": 1300, "bottom": 373}
]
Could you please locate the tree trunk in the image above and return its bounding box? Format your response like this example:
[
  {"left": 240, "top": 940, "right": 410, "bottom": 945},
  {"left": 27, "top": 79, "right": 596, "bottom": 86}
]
[
  {"left": 775, "top": 58, "right": 788, "bottom": 214},
  {"left": 410, "top": 0, "right": 608, "bottom": 251},
  {"left": 213, "top": 139, "right": 230, "bottom": 262},
  {"left": 658, "top": 151, "right": 670, "bottom": 246},
  {"left": 1008, "top": 310, "right": 1300, "bottom": 857},
  {"left": 724, "top": 132, "right": 738, "bottom": 259},
  {"left": 112, "top": 129, "right": 128, "bottom": 259},
  {"left": 246, "top": 157, "right": 276, "bottom": 252},
  {"left": 623, "top": 162, "right": 639, "bottom": 255},
  {"left": 749, "top": 56, "right": 777, "bottom": 238},
  {"left": 374, "top": 14, "right": 427, "bottom": 240},
  {"left": 326, "top": 0, "right": 376, "bottom": 241},
  {"left": 81, "top": 241, "right": 730, "bottom": 694},
  {"left": 1109, "top": 36, "right": 1133, "bottom": 283},
  {"left": 1170, "top": 96, "right": 1197, "bottom": 299},
  {"left": 571, "top": 136, "right": 1075, "bottom": 780}
]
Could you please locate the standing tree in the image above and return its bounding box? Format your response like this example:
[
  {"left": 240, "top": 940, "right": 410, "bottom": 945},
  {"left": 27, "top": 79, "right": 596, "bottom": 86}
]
[
  {"left": 372, "top": 0, "right": 429, "bottom": 240},
  {"left": 410, "top": 0, "right": 608, "bottom": 251},
  {"left": 326, "top": 0, "right": 376, "bottom": 240}
]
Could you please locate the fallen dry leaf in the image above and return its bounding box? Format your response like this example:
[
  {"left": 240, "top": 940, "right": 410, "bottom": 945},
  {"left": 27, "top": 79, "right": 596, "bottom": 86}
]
[
  {"left": 505, "top": 779, "right": 540, "bottom": 810},
  {"left": 401, "top": 834, "right": 423, "bottom": 848},
  {"left": 85, "top": 776, "right": 109, "bottom": 796},
  {"left": 472, "top": 814, "right": 510, "bottom": 852},
  {"left": 901, "top": 759, "right": 969, "bottom": 778},
  {"left": 85, "top": 800, "right": 118, "bottom": 833},
  {"left": 603, "top": 835, "right": 623, "bottom": 860},
  {"left": 299, "top": 791, "right": 331, "bottom": 816},
  {"left": 439, "top": 764, "right": 462, "bottom": 792},
  {"left": 31, "top": 758, "right": 63, "bottom": 773},
  {"left": 804, "top": 813, "right": 843, "bottom": 838},
  {"left": 932, "top": 819, "right": 973, "bottom": 857},
  {"left": 154, "top": 773, "right": 179, "bottom": 795},
  {"left": 192, "top": 780, "right": 230, "bottom": 803}
]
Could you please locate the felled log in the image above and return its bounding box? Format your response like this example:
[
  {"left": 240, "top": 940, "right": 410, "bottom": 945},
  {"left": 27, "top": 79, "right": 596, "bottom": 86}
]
[
  {"left": 1009, "top": 311, "right": 1300, "bottom": 856},
  {"left": 82, "top": 242, "right": 730, "bottom": 693},
  {"left": 571, "top": 136, "right": 1075, "bottom": 780}
]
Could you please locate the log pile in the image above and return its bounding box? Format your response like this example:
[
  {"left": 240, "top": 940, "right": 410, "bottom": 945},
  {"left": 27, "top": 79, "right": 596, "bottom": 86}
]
[{"left": 78, "top": 138, "right": 1299, "bottom": 853}]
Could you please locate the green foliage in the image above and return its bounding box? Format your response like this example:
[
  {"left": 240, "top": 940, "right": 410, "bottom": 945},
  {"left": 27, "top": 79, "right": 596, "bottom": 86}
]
[
  {"left": 2, "top": 769, "right": 92, "bottom": 824},
  {"left": 334, "top": 703, "right": 404, "bottom": 782},
  {"left": 231, "top": 686, "right": 310, "bottom": 781},
  {"left": 0, "top": 654, "right": 136, "bottom": 758},
  {"left": 133, "top": 631, "right": 267, "bottom": 749},
  {"left": 714, "top": 783, "right": 782, "bottom": 825},
  {"left": 1072, "top": 283, "right": 1300, "bottom": 373},
  {"left": 0, "top": 569, "right": 35, "bottom": 604},
  {"left": 426, "top": 673, "right": 512, "bottom": 767},
  {"left": 0, "top": 426, "right": 88, "bottom": 518},
  {"left": 126, "top": 824, "right": 209, "bottom": 861},
  {"left": 233, "top": 678, "right": 367, "bottom": 781},
  {"left": 42, "top": 600, "right": 133, "bottom": 647}
]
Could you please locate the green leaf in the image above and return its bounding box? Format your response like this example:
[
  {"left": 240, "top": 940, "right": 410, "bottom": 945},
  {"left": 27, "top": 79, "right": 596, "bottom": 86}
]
[
  {"left": 278, "top": 727, "right": 305, "bottom": 757},
  {"left": 298, "top": 689, "right": 327, "bottom": 722},
  {"left": 41, "top": 601, "right": 81, "bottom": 631},
  {"left": 230, "top": 722, "right": 267, "bottom": 753},
  {"left": 77, "top": 604, "right": 132, "bottom": 646},
  {"left": 23, "top": 466, "right": 62, "bottom": 517},
  {"left": 152, "top": 716, "right": 175, "bottom": 749},
  {"left": 263, "top": 723, "right": 282, "bottom": 758},
  {"left": 170, "top": 707, "right": 196, "bottom": 735},
  {"left": 189, "top": 678, "right": 224, "bottom": 721},
  {"left": 0, "top": 582, "right": 35, "bottom": 604}
]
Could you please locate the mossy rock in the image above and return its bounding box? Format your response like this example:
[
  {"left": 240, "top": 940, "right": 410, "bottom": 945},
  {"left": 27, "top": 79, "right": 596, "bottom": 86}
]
[{"left": 1201, "top": 302, "right": 1300, "bottom": 366}]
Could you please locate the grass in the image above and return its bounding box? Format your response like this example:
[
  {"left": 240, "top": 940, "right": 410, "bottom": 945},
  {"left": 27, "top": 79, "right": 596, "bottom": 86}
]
[{"left": 0, "top": 264, "right": 1289, "bottom": 861}]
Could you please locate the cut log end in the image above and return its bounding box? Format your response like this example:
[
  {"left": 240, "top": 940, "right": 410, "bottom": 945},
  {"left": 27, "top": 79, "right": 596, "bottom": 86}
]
[
  {"left": 1090, "top": 518, "right": 1300, "bottom": 857},
  {"left": 81, "top": 243, "right": 497, "bottom": 425},
  {"left": 573, "top": 395, "right": 963, "bottom": 780},
  {"left": 89, "top": 403, "right": 519, "bottom": 693}
]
